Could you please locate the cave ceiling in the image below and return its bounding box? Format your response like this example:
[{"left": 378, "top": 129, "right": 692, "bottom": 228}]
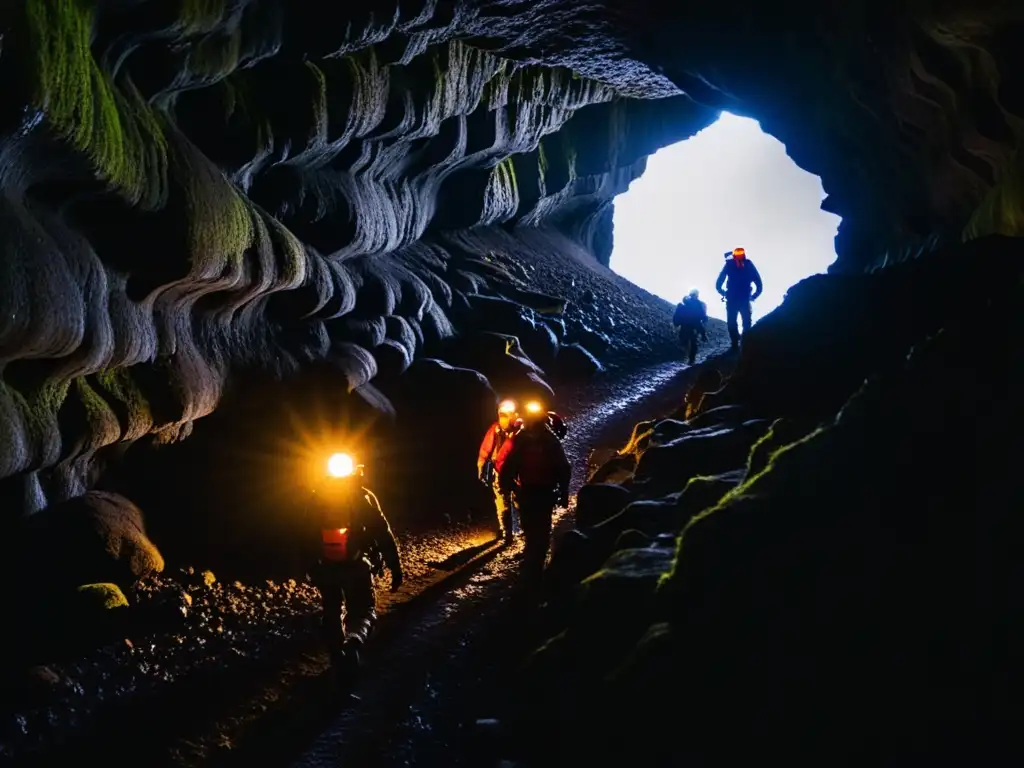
[{"left": 0, "top": 0, "right": 1022, "bottom": 514}]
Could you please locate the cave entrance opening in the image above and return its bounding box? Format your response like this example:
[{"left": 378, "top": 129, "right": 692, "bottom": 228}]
[{"left": 609, "top": 111, "right": 841, "bottom": 321}]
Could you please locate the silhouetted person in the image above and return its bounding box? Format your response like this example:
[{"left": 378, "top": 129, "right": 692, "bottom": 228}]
[
  {"left": 306, "top": 453, "right": 403, "bottom": 673},
  {"left": 497, "top": 401, "right": 571, "bottom": 582},
  {"left": 672, "top": 288, "right": 709, "bottom": 365},
  {"left": 716, "top": 247, "right": 763, "bottom": 350}
]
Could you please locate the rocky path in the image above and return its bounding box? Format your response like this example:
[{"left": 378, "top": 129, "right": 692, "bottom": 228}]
[
  {"left": 0, "top": 343, "right": 728, "bottom": 767},
  {"left": 284, "top": 350, "right": 730, "bottom": 768}
]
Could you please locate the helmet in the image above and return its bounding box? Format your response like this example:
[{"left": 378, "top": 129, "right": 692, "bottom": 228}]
[
  {"left": 546, "top": 411, "right": 568, "bottom": 440},
  {"left": 521, "top": 399, "right": 547, "bottom": 424},
  {"left": 732, "top": 247, "right": 746, "bottom": 259},
  {"left": 686, "top": 288, "right": 699, "bottom": 300},
  {"left": 497, "top": 399, "right": 517, "bottom": 416}
]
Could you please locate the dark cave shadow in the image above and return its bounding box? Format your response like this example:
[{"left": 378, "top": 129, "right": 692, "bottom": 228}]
[{"left": 426, "top": 541, "right": 495, "bottom": 571}]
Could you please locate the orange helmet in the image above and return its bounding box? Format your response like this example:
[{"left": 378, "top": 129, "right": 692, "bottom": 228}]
[{"left": 732, "top": 247, "right": 746, "bottom": 259}]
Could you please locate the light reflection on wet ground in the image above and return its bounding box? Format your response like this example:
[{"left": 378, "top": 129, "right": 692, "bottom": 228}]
[{"left": 289, "top": 358, "right": 707, "bottom": 768}]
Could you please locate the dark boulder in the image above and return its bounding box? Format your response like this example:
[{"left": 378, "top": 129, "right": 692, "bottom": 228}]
[
  {"left": 440, "top": 331, "right": 554, "bottom": 399},
  {"left": 746, "top": 417, "right": 822, "bottom": 477},
  {"left": 575, "top": 482, "right": 634, "bottom": 528},
  {"left": 632, "top": 420, "right": 771, "bottom": 498},
  {"left": 554, "top": 342, "right": 603, "bottom": 379},
  {"left": 588, "top": 452, "right": 637, "bottom": 485},
  {"left": 14, "top": 491, "right": 164, "bottom": 596}
]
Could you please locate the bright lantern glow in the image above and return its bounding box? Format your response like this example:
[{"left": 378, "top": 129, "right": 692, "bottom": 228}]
[
  {"left": 525, "top": 401, "right": 543, "bottom": 414},
  {"left": 498, "top": 399, "right": 517, "bottom": 414},
  {"left": 327, "top": 453, "right": 355, "bottom": 478}
]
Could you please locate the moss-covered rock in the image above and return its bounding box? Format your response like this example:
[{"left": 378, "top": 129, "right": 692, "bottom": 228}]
[
  {"left": 745, "top": 416, "right": 821, "bottom": 478},
  {"left": 15, "top": 491, "right": 164, "bottom": 596},
  {"left": 73, "top": 582, "right": 129, "bottom": 611},
  {"left": 632, "top": 420, "right": 770, "bottom": 498},
  {"left": 574, "top": 482, "right": 634, "bottom": 527},
  {"left": 649, "top": 299, "right": 1024, "bottom": 753}
]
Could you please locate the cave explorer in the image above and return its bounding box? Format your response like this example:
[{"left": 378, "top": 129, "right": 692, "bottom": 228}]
[
  {"left": 716, "top": 247, "right": 763, "bottom": 350},
  {"left": 477, "top": 399, "right": 524, "bottom": 543},
  {"left": 672, "top": 288, "right": 709, "bottom": 365},
  {"left": 306, "top": 451, "right": 403, "bottom": 674},
  {"left": 497, "top": 400, "right": 571, "bottom": 581}
]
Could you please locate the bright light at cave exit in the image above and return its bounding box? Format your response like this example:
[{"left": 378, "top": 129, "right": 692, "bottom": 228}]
[{"left": 610, "top": 112, "right": 841, "bottom": 321}]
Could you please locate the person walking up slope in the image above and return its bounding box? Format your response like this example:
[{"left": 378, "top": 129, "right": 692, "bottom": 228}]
[{"left": 716, "top": 247, "right": 763, "bottom": 350}]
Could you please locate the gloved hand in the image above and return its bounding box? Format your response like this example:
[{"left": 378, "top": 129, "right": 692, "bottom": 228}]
[{"left": 390, "top": 567, "right": 404, "bottom": 592}]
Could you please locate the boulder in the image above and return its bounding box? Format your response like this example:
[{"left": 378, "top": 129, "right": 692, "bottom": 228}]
[
  {"left": 540, "top": 316, "right": 566, "bottom": 341},
  {"left": 589, "top": 470, "right": 744, "bottom": 549},
  {"left": 516, "top": 547, "right": 674, "bottom": 746},
  {"left": 571, "top": 324, "right": 611, "bottom": 354},
  {"left": 553, "top": 342, "right": 603, "bottom": 379},
  {"left": 632, "top": 421, "right": 771, "bottom": 497},
  {"left": 593, "top": 498, "right": 679, "bottom": 539},
  {"left": 685, "top": 403, "right": 750, "bottom": 429},
  {"left": 516, "top": 321, "right": 559, "bottom": 372},
  {"left": 612, "top": 529, "right": 652, "bottom": 552},
  {"left": 651, "top": 306, "right": 1024, "bottom": 749},
  {"left": 671, "top": 366, "right": 725, "bottom": 421},
  {"left": 746, "top": 417, "right": 821, "bottom": 477},
  {"left": 497, "top": 286, "right": 568, "bottom": 316},
  {"left": 588, "top": 453, "right": 637, "bottom": 485},
  {"left": 441, "top": 331, "right": 554, "bottom": 399},
  {"left": 73, "top": 582, "right": 130, "bottom": 611},
  {"left": 574, "top": 482, "right": 634, "bottom": 528},
  {"left": 16, "top": 491, "right": 164, "bottom": 595}
]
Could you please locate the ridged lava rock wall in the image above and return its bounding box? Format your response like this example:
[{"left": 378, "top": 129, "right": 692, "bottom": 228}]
[
  {"left": 0, "top": 1, "right": 717, "bottom": 529},
  {"left": 1, "top": 0, "right": 1022, "bottom": 543}
]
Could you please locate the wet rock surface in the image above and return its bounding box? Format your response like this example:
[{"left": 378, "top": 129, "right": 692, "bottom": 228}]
[
  {"left": 0, "top": 522, "right": 487, "bottom": 762},
  {"left": 467, "top": 235, "right": 1024, "bottom": 766},
  {"left": 0, "top": 339, "right": 728, "bottom": 764},
  {"left": 287, "top": 354, "right": 729, "bottom": 768}
]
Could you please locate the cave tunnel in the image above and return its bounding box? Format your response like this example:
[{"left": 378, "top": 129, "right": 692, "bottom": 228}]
[
  {"left": 0, "top": 1, "right": 1023, "bottom": 764},
  {"left": 610, "top": 111, "right": 842, "bottom": 320}
]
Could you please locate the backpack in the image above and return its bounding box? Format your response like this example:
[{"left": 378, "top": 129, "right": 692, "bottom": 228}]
[
  {"left": 516, "top": 431, "right": 562, "bottom": 489},
  {"left": 672, "top": 303, "right": 687, "bottom": 326}
]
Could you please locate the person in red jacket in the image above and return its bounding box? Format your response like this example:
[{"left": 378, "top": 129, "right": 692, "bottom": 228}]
[
  {"left": 497, "top": 400, "right": 571, "bottom": 579},
  {"left": 477, "top": 399, "right": 523, "bottom": 542}
]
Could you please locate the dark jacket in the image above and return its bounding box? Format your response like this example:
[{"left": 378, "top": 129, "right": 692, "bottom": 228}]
[
  {"left": 716, "top": 258, "right": 763, "bottom": 302},
  {"left": 498, "top": 422, "right": 571, "bottom": 498},
  {"left": 673, "top": 296, "right": 708, "bottom": 328},
  {"left": 310, "top": 484, "right": 401, "bottom": 574}
]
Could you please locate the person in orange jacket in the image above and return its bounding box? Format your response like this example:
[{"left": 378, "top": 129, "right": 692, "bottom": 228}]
[
  {"left": 497, "top": 400, "right": 571, "bottom": 579},
  {"left": 477, "top": 399, "right": 523, "bottom": 542}
]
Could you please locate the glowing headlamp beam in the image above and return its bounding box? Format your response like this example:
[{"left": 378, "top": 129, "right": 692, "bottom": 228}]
[
  {"left": 524, "top": 401, "right": 543, "bottom": 414},
  {"left": 498, "top": 399, "right": 517, "bottom": 414},
  {"left": 327, "top": 452, "right": 355, "bottom": 478}
]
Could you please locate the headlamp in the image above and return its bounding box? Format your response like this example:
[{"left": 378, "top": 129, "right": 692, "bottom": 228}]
[
  {"left": 524, "top": 400, "right": 544, "bottom": 415},
  {"left": 327, "top": 452, "right": 356, "bottom": 478},
  {"left": 498, "top": 399, "right": 517, "bottom": 414}
]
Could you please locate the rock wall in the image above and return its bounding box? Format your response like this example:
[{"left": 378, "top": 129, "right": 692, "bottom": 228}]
[
  {"left": 0, "top": 1, "right": 1022, "bottom": 576},
  {"left": 509, "top": 233, "right": 1024, "bottom": 763}
]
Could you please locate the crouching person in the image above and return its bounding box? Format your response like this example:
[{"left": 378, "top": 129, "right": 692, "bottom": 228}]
[
  {"left": 308, "top": 451, "right": 403, "bottom": 671},
  {"left": 497, "top": 401, "right": 571, "bottom": 581}
]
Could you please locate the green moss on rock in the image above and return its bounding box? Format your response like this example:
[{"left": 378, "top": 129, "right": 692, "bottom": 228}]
[
  {"left": 75, "top": 582, "right": 129, "bottom": 610},
  {"left": 27, "top": 0, "right": 169, "bottom": 205}
]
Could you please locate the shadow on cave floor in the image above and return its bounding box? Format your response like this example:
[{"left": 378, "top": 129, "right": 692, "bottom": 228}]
[
  {"left": 426, "top": 540, "right": 495, "bottom": 570},
  {"left": 0, "top": 347, "right": 732, "bottom": 767},
  {"left": 281, "top": 350, "right": 734, "bottom": 768}
]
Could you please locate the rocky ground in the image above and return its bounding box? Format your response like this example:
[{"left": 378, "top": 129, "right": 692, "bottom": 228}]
[{"left": 0, "top": 231, "right": 731, "bottom": 765}]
